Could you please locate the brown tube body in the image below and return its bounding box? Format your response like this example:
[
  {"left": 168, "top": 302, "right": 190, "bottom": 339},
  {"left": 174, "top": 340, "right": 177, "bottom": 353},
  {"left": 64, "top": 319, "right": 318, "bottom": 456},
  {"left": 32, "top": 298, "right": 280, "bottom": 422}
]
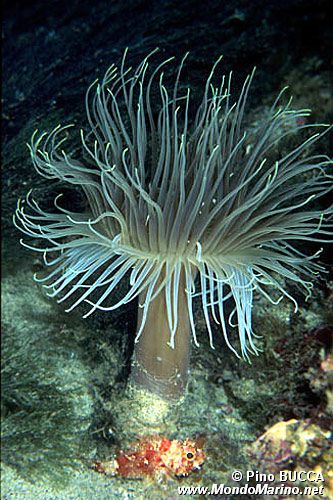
[{"left": 131, "top": 271, "right": 191, "bottom": 400}]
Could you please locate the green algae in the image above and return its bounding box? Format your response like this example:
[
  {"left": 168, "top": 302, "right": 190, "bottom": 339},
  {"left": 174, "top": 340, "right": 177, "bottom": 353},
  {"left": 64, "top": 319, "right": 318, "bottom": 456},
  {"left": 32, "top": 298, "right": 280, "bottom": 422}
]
[{"left": 1, "top": 240, "right": 94, "bottom": 486}]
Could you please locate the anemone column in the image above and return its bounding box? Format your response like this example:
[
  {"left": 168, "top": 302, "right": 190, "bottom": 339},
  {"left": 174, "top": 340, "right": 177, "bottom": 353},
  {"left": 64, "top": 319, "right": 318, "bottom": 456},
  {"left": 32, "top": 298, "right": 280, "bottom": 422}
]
[{"left": 130, "top": 269, "right": 191, "bottom": 401}]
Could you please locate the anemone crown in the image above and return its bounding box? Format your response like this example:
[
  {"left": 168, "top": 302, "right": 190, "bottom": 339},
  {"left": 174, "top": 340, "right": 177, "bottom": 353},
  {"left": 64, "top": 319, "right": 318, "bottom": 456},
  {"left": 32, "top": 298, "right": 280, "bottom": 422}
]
[{"left": 14, "top": 49, "right": 332, "bottom": 360}]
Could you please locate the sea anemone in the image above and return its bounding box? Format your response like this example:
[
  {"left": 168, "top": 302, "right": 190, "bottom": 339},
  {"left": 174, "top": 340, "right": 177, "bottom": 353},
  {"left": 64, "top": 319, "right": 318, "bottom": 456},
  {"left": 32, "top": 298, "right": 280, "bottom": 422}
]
[{"left": 14, "top": 49, "right": 332, "bottom": 401}]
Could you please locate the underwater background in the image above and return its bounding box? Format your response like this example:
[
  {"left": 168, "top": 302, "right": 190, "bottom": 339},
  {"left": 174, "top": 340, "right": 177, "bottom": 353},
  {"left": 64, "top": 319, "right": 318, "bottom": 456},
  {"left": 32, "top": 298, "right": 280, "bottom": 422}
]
[{"left": 2, "top": 0, "right": 332, "bottom": 498}]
